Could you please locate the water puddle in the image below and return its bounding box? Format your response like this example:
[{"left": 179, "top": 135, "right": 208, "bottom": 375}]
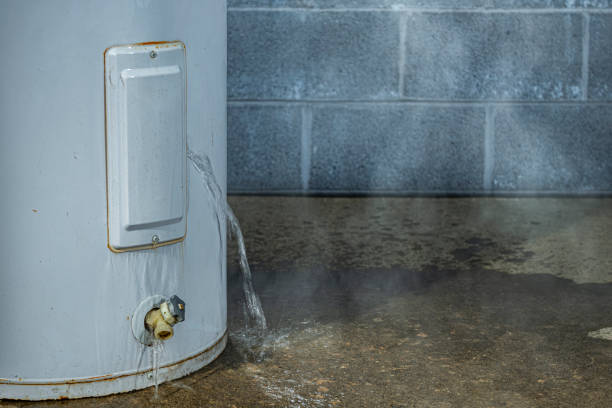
[
  {"left": 232, "top": 327, "right": 292, "bottom": 362},
  {"left": 588, "top": 327, "right": 612, "bottom": 340}
]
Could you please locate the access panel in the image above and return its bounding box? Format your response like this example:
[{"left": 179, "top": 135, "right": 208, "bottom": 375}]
[{"left": 105, "top": 42, "right": 187, "bottom": 252}]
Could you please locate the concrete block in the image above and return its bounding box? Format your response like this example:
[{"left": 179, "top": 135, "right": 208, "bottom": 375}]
[
  {"left": 228, "top": 10, "right": 400, "bottom": 100},
  {"left": 493, "top": 105, "right": 612, "bottom": 192},
  {"left": 228, "top": 104, "right": 303, "bottom": 192},
  {"left": 588, "top": 14, "right": 612, "bottom": 100},
  {"left": 309, "top": 104, "right": 486, "bottom": 192},
  {"left": 402, "top": 13, "right": 583, "bottom": 100}
]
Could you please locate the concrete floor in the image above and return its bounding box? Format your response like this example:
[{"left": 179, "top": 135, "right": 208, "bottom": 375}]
[{"left": 3, "top": 197, "right": 612, "bottom": 407}]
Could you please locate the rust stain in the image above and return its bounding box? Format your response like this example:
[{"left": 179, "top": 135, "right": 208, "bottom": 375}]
[
  {"left": 115, "top": 40, "right": 184, "bottom": 50},
  {"left": 107, "top": 235, "right": 186, "bottom": 254},
  {"left": 82, "top": 373, "right": 114, "bottom": 381},
  {"left": 0, "top": 330, "right": 227, "bottom": 387},
  {"left": 58, "top": 396, "right": 68, "bottom": 400},
  {"left": 102, "top": 41, "right": 183, "bottom": 57},
  {"left": 134, "top": 40, "right": 176, "bottom": 46}
]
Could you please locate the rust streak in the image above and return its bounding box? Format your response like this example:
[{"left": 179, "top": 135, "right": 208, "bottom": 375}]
[
  {"left": 107, "top": 235, "right": 186, "bottom": 254},
  {"left": 134, "top": 40, "right": 176, "bottom": 46}
]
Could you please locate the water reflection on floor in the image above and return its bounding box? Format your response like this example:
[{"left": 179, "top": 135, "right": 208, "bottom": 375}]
[{"left": 6, "top": 197, "right": 612, "bottom": 407}]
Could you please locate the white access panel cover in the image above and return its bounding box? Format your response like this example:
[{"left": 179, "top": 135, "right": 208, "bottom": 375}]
[{"left": 105, "top": 42, "right": 187, "bottom": 251}]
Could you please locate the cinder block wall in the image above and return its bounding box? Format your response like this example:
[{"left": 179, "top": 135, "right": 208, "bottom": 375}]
[{"left": 227, "top": 1, "right": 612, "bottom": 195}]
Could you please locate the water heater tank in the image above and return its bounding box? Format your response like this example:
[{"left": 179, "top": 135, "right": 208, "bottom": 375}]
[{"left": 0, "top": 0, "right": 228, "bottom": 400}]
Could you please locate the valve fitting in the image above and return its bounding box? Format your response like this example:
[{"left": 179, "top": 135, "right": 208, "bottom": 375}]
[{"left": 144, "top": 295, "right": 186, "bottom": 341}]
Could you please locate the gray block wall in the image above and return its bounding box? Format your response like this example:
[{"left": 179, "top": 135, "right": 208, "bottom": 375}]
[{"left": 227, "top": 1, "right": 612, "bottom": 195}]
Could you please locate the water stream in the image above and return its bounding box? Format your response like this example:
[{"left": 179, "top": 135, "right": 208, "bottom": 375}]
[
  {"left": 187, "top": 148, "right": 267, "bottom": 331},
  {"left": 151, "top": 339, "right": 165, "bottom": 400},
  {"left": 144, "top": 149, "right": 267, "bottom": 399}
]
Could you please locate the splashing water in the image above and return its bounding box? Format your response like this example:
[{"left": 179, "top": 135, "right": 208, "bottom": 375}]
[{"left": 187, "top": 148, "right": 267, "bottom": 331}]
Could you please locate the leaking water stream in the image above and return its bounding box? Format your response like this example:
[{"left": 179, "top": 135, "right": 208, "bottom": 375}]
[
  {"left": 142, "top": 149, "right": 267, "bottom": 399},
  {"left": 151, "top": 339, "right": 164, "bottom": 400},
  {"left": 187, "top": 148, "right": 268, "bottom": 331}
]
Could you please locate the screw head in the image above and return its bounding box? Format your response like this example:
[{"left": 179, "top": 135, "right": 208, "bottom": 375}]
[
  {"left": 152, "top": 235, "right": 160, "bottom": 244},
  {"left": 149, "top": 50, "right": 157, "bottom": 59}
]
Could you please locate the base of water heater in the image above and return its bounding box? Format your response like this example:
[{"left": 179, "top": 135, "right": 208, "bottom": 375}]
[{"left": 0, "top": 331, "right": 227, "bottom": 400}]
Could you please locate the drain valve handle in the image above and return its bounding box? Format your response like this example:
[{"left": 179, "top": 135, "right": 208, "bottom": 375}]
[
  {"left": 163, "top": 295, "right": 186, "bottom": 324},
  {"left": 145, "top": 295, "right": 186, "bottom": 341}
]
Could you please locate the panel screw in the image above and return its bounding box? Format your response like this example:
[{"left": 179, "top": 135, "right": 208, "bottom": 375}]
[
  {"left": 149, "top": 50, "right": 157, "bottom": 59},
  {"left": 152, "top": 235, "right": 160, "bottom": 244}
]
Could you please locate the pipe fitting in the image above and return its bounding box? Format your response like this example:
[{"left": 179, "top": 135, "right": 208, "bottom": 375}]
[
  {"left": 132, "top": 295, "right": 186, "bottom": 345},
  {"left": 145, "top": 308, "right": 174, "bottom": 340},
  {"left": 143, "top": 295, "right": 186, "bottom": 341}
]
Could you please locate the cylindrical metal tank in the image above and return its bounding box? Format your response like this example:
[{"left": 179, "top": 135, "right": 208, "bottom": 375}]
[{"left": 0, "top": 0, "right": 227, "bottom": 400}]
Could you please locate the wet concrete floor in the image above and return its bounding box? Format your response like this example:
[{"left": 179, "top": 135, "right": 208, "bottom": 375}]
[{"left": 3, "top": 197, "right": 612, "bottom": 407}]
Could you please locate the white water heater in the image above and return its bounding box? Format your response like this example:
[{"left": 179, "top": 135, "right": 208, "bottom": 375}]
[{"left": 0, "top": 0, "right": 227, "bottom": 400}]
